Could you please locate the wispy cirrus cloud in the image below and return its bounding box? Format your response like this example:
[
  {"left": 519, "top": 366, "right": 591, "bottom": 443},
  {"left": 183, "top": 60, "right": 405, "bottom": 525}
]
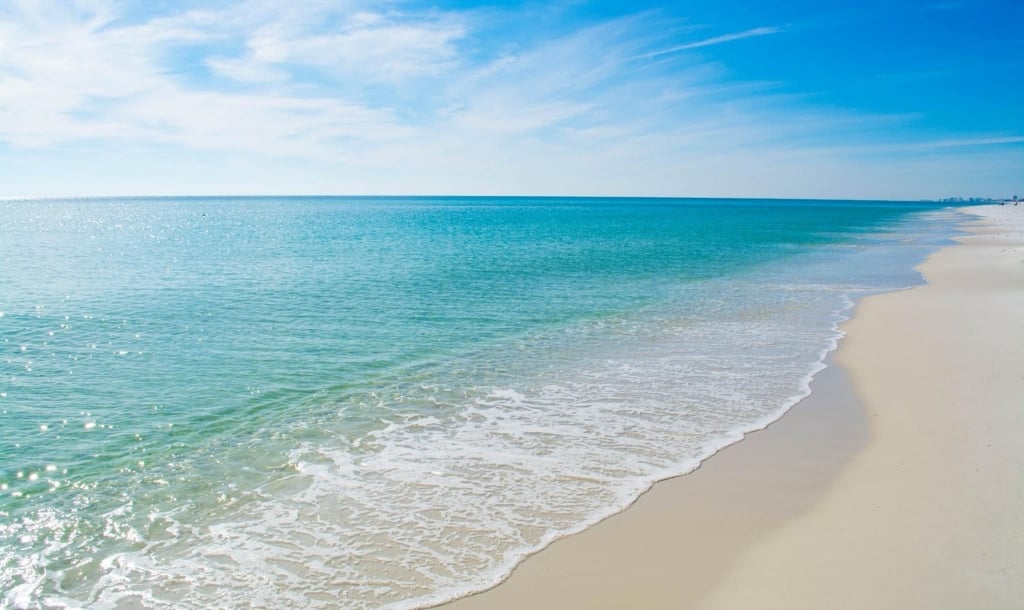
[
  {"left": 0, "top": 2, "right": 781, "bottom": 159},
  {"left": 921, "top": 136, "right": 1024, "bottom": 148},
  {"left": 636, "top": 26, "right": 783, "bottom": 59},
  {"left": 0, "top": 0, "right": 1019, "bottom": 199},
  {"left": 0, "top": 0, "right": 446, "bottom": 154},
  {"left": 202, "top": 3, "right": 467, "bottom": 85}
]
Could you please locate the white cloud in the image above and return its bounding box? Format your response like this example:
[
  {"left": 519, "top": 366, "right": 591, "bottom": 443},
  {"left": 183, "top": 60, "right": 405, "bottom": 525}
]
[
  {"left": 206, "top": 57, "right": 289, "bottom": 84},
  {"left": 0, "top": 0, "right": 458, "bottom": 155},
  {"left": 205, "top": 4, "right": 467, "bottom": 85}
]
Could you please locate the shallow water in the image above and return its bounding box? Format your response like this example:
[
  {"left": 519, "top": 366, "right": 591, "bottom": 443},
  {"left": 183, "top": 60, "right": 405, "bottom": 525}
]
[{"left": 0, "top": 197, "right": 961, "bottom": 608}]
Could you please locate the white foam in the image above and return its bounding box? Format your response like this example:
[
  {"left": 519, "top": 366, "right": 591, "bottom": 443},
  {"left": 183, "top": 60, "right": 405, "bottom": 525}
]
[{"left": 68, "top": 280, "right": 859, "bottom": 609}]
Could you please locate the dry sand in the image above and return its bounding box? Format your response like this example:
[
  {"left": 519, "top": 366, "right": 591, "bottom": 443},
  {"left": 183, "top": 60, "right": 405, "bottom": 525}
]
[{"left": 442, "top": 204, "right": 1024, "bottom": 609}]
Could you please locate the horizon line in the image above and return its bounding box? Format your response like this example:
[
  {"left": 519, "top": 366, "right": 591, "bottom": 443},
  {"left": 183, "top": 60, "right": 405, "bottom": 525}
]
[{"left": 0, "top": 193, "right": 975, "bottom": 204}]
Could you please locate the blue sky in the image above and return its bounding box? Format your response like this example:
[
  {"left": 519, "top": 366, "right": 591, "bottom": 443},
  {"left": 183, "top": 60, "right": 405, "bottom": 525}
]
[{"left": 0, "top": 0, "right": 1021, "bottom": 199}]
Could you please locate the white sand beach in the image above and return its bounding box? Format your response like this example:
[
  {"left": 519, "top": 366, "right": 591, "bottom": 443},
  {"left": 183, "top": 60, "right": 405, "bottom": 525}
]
[{"left": 443, "top": 204, "right": 1024, "bottom": 609}]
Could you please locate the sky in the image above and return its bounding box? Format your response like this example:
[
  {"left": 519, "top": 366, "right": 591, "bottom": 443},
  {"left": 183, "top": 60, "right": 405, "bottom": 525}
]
[{"left": 0, "top": 0, "right": 1021, "bottom": 200}]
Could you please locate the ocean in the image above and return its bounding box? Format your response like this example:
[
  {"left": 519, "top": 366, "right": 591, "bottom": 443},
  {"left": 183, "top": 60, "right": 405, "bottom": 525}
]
[{"left": 0, "top": 197, "right": 962, "bottom": 608}]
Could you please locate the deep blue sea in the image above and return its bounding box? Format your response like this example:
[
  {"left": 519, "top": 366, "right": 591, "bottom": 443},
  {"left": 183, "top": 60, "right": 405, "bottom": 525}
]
[{"left": 0, "top": 197, "right": 962, "bottom": 608}]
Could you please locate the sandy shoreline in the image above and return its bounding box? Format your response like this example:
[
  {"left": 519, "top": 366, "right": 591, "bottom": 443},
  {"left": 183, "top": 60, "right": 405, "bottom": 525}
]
[{"left": 442, "top": 204, "right": 1024, "bottom": 609}]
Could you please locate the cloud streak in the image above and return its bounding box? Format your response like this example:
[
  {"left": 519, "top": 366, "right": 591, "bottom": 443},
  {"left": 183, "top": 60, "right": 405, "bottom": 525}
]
[
  {"left": 636, "top": 26, "right": 783, "bottom": 60},
  {"left": 924, "top": 136, "right": 1024, "bottom": 148}
]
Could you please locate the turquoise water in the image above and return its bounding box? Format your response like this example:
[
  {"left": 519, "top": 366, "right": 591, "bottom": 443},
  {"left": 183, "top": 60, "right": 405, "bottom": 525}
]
[{"left": 1, "top": 197, "right": 960, "bottom": 608}]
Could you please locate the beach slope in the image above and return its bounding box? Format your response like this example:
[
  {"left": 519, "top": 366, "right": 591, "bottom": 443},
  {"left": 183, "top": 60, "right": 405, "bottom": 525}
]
[{"left": 701, "top": 204, "right": 1024, "bottom": 609}]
